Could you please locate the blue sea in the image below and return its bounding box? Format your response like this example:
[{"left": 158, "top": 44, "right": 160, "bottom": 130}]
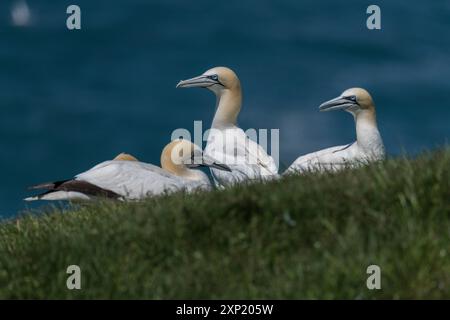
[{"left": 0, "top": 0, "right": 449, "bottom": 217}]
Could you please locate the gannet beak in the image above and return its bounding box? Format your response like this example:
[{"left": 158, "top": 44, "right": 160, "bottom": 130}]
[
  {"left": 202, "top": 154, "right": 232, "bottom": 171},
  {"left": 205, "top": 162, "right": 232, "bottom": 172},
  {"left": 176, "top": 75, "right": 220, "bottom": 88},
  {"left": 185, "top": 161, "right": 231, "bottom": 172},
  {"left": 319, "top": 96, "right": 357, "bottom": 112},
  {"left": 187, "top": 154, "right": 232, "bottom": 172}
]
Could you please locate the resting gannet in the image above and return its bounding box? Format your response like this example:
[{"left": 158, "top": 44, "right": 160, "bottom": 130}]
[
  {"left": 286, "top": 88, "right": 385, "bottom": 174},
  {"left": 25, "top": 140, "right": 230, "bottom": 201},
  {"left": 177, "top": 67, "right": 279, "bottom": 187}
]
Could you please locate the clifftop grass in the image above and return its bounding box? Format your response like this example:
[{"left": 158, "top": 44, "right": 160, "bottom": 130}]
[{"left": 0, "top": 150, "right": 449, "bottom": 299}]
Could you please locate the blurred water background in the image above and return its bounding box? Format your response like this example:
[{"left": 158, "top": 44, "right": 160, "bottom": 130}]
[{"left": 0, "top": 0, "right": 449, "bottom": 217}]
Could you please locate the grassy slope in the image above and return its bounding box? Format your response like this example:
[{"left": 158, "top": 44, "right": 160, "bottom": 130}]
[{"left": 0, "top": 150, "right": 449, "bottom": 299}]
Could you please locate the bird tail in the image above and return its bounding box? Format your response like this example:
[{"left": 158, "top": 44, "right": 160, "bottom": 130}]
[
  {"left": 24, "top": 196, "right": 39, "bottom": 201},
  {"left": 28, "top": 179, "right": 71, "bottom": 191},
  {"left": 25, "top": 179, "right": 120, "bottom": 201},
  {"left": 24, "top": 190, "right": 91, "bottom": 201}
]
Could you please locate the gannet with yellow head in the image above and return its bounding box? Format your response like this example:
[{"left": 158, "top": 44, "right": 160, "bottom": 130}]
[
  {"left": 285, "top": 88, "right": 385, "bottom": 174},
  {"left": 113, "top": 153, "right": 139, "bottom": 161},
  {"left": 25, "top": 139, "right": 230, "bottom": 201},
  {"left": 177, "top": 67, "right": 279, "bottom": 187}
]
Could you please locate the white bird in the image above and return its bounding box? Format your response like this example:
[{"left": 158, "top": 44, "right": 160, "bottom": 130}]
[
  {"left": 25, "top": 139, "right": 230, "bottom": 201},
  {"left": 176, "top": 67, "right": 279, "bottom": 187},
  {"left": 285, "top": 88, "right": 385, "bottom": 174}
]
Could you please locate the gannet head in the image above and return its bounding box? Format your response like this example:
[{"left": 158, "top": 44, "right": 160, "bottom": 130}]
[
  {"left": 113, "top": 153, "right": 139, "bottom": 161},
  {"left": 319, "top": 88, "right": 375, "bottom": 115},
  {"left": 176, "top": 66, "right": 240, "bottom": 95},
  {"left": 161, "top": 139, "right": 231, "bottom": 179}
]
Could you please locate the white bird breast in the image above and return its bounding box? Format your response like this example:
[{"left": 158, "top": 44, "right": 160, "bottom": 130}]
[
  {"left": 75, "top": 160, "right": 201, "bottom": 200},
  {"left": 205, "top": 127, "right": 279, "bottom": 187}
]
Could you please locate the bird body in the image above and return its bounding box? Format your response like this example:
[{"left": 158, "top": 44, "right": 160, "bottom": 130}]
[
  {"left": 177, "top": 66, "right": 278, "bottom": 187},
  {"left": 286, "top": 88, "right": 385, "bottom": 174},
  {"left": 205, "top": 126, "right": 278, "bottom": 187},
  {"left": 25, "top": 140, "right": 230, "bottom": 201},
  {"left": 73, "top": 160, "right": 191, "bottom": 199}
]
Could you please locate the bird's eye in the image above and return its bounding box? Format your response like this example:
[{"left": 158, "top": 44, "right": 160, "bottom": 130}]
[
  {"left": 208, "top": 74, "right": 219, "bottom": 81},
  {"left": 350, "top": 95, "right": 357, "bottom": 102}
]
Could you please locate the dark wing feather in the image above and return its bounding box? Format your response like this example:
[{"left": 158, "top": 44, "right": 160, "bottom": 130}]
[
  {"left": 28, "top": 179, "right": 120, "bottom": 199},
  {"left": 28, "top": 179, "right": 72, "bottom": 190}
]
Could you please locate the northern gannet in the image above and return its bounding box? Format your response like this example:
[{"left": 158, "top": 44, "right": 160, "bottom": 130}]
[
  {"left": 25, "top": 140, "right": 230, "bottom": 201},
  {"left": 176, "top": 67, "right": 279, "bottom": 187},
  {"left": 285, "top": 88, "right": 385, "bottom": 174}
]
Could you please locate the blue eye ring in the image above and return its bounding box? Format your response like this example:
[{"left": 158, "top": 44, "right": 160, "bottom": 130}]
[{"left": 208, "top": 74, "right": 219, "bottom": 81}]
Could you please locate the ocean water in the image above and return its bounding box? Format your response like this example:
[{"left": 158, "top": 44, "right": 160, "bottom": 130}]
[{"left": 0, "top": 0, "right": 449, "bottom": 217}]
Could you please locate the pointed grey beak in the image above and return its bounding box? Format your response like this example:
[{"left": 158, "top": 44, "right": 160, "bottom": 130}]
[
  {"left": 185, "top": 154, "right": 232, "bottom": 172},
  {"left": 205, "top": 162, "right": 232, "bottom": 172},
  {"left": 201, "top": 154, "right": 231, "bottom": 172},
  {"left": 319, "top": 96, "right": 356, "bottom": 112},
  {"left": 176, "top": 75, "right": 217, "bottom": 88}
]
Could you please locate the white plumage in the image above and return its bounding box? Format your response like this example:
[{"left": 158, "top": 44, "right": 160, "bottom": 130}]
[
  {"left": 205, "top": 127, "right": 278, "bottom": 187},
  {"left": 177, "top": 66, "right": 279, "bottom": 187},
  {"left": 286, "top": 88, "right": 385, "bottom": 174},
  {"left": 74, "top": 160, "right": 199, "bottom": 199},
  {"left": 25, "top": 140, "right": 230, "bottom": 201}
]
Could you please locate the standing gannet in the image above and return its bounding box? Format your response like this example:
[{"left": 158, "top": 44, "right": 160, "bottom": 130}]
[
  {"left": 25, "top": 139, "right": 230, "bottom": 201},
  {"left": 176, "top": 67, "right": 278, "bottom": 187},
  {"left": 285, "top": 88, "right": 385, "bottom": 174}
]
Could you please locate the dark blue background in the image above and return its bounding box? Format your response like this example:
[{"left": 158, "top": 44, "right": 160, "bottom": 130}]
[{"left": 0, "top": 0, "right": 449, "bottom": 217}]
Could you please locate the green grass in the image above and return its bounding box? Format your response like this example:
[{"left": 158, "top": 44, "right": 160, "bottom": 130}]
[{"left": 0, "top": 149, "right": 449, "bottom": 299}]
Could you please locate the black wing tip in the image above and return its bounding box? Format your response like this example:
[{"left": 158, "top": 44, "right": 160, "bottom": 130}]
[
  {"left": 28, "top": 183, "right": 53, "bottom": 190},
  {"left": 27, "top": 179, "right": 72, "bottom": 191},
  {"left": 26, "top": 179, "right": 120, "bottom": 200}
]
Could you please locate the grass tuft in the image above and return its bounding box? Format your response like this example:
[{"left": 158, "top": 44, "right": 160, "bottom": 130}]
[{"left": 0, "top": 149, "right": 449, "bottom": 299}]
